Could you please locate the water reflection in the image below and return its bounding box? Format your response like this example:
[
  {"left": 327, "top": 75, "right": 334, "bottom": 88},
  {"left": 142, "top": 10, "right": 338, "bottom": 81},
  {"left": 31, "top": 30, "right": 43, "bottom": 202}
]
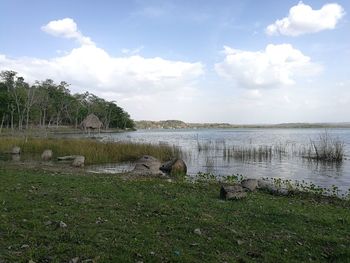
[{"left": 94, "top": 128, "right": 350, "bottom": 194}]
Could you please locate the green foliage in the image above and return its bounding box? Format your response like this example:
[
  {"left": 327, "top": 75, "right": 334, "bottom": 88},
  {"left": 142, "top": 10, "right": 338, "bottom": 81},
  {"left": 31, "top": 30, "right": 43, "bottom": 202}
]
[{"left": 0, "top": 70, "right": 135, "bottom": 131}]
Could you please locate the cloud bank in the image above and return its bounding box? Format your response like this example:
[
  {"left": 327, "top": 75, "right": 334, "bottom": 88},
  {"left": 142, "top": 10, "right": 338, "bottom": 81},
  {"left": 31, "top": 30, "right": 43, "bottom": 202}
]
[
  {"left": 1, "top": 18, "right": 204, "bottom": 101},
  {"left": 266, "top": 2, "right": 345, "bottom": 36},
  {"left": 215, "top": 44, "right": 322, "bottom": 89}
]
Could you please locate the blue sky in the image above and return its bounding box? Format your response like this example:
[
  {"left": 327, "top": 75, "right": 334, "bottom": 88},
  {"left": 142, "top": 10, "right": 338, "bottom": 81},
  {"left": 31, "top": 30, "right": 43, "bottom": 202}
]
[{"left": 0, "top": 0, "right": 349, "bottom": 123}]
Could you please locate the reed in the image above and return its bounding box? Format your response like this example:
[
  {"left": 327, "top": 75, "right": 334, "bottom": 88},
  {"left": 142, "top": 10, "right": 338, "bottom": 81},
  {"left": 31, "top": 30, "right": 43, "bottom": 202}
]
[
  {"left": 223, "top": 145, "right": 273, "bottom": 161},
  {"left": 301, "top": 132, "right": 344, "bottom": 162},
  {"left": 0, "top": 137, "right": 181, "bottom": 164}
]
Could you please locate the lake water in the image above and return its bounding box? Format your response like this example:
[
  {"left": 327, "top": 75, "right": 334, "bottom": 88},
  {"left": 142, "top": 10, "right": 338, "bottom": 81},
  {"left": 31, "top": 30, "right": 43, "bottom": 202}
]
[{"left": 95, "top": 128, "right": 350, "bottom": 195}]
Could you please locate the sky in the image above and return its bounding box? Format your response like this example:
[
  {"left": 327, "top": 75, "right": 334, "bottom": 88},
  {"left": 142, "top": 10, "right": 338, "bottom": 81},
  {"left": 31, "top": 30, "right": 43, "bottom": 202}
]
[{"left": 0, "top": 0, "right": 349, "bottom": 124}]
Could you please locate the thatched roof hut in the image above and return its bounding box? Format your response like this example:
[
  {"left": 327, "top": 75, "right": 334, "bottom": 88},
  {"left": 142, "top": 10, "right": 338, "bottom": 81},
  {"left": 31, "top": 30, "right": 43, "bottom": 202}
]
[{"left": 81, "top": 114, "right": 103, "bottom": 131}]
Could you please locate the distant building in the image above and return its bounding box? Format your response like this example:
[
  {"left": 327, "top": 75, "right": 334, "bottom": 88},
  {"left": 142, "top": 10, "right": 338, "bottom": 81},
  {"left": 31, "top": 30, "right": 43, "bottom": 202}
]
[{"left": 81, "top": 113, "right": 103, "bottom": 133}]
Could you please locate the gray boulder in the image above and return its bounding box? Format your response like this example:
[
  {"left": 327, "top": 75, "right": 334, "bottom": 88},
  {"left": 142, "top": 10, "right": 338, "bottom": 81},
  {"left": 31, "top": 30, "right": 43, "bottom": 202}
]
[
  {"left": 41, "top": 149, "right": 53, "bottom": 161},
  {"left": 220, "top": 184, "right": 247, "bottom": 200},
  {"left": 257, "top": 179, "right": 275, "bottom": 191},
  {"left": 11, "top": 146, "right": 21, "bottom": 154},
  {"left": 72, "top": 156, "right": 85, "bottom": 167},
  {"left": 160, "top": 158, "right": 187, "bottom": 176},
  {"left": 257, "top": 179, "right": 289, "bottom": 196},
  {"left": 132, "top": 155, "right": 165, "bottom": 176},
  {"left": 241, "top": 179, "right": 258, "bottom": 192}
]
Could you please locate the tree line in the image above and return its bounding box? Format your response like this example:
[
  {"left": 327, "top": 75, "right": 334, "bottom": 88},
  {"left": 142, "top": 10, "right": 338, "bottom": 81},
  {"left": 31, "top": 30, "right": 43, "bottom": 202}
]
[{"left": 0, "top": 70, "right": 135, "bottom": 132}]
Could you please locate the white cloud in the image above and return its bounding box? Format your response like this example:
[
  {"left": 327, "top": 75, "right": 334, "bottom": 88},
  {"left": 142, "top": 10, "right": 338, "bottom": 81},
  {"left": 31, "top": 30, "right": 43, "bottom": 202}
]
[
  {"left": 215, "top": 44, "right": 322, "bottom": 89},
  {"left": 41, "top": 18, "right": 94, "bottom": 45},
  {"left": 0, "top": 45, "right": 203, "bottom": 95},
  {"left": 266, "top": 2, "right": 345, "bottom": 36},
  {"left": 0, "top": 18, "right": 204, "bottom": 121},
  {"left": 121, "top": 46, "right": 144, "bottom": 55}
]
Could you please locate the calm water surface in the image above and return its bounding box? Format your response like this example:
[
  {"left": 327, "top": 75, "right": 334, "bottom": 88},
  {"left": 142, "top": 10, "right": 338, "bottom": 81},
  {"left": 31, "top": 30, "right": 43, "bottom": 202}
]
[{"left": 96, "top": 128, "right": 350, "bottom": 194}]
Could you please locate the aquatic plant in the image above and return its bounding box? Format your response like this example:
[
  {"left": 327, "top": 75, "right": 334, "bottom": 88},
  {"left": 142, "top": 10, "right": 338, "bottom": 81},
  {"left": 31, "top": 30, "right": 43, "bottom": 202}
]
[
  {"left": 0, "top": 137, "right": 181, "bottom": 164},
  {"left": 301, "top": 132, "right": 344, "bottom": 162}
]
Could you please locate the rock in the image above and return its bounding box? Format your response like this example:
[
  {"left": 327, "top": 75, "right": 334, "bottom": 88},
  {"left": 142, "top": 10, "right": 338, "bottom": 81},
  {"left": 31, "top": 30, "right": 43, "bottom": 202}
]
[
  {"left": 160, "top": 158, "right": 187, "bottom": 176},
  {"left": 132, "top": 155, "right": 165, "bottom": 176},
  {"left": 171, "top": 159, "right": 187, "bottom": 176},
  {"left": 241, "top": 179, "right": 258, "bottom": 192},
  {"left": 275, "top": 188, "right": 289, "bottom": 196},
  {"left": 257, "top": 179, "right": 289, "bottom": 196},
  {"left": 59, "top": 221, "right": 67, "bottom": 228},
  {"left": 72, "top": 156, "right": 85, "bottom": 167},
  {"left": 257, "top": 179, "right": 275, "bottom": 191},
  {"left": 220, "top": 184, "right": 247, "bottom": 200},
  {"left": 69, "top": 257, "right": 79, "bottom": 263},
  {"left": 160, "top": 159, "right": 175, "bottom": 173},
  {"left": 194, "top": 228, "right": 202, "bottom": 235},
  {"left": 11, "top": 146, "right": 21, "bottom": 154},
  {"left": 41, "top": 149, "right": 53, "bottom": 161},
  {"left": 236, "top": 240, "right": 244, "bottom": 245}
]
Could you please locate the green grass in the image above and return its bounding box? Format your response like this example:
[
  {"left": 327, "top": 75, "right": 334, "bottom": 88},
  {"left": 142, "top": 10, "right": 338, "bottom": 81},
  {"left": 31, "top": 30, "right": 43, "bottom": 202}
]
[
  {"left": 0, "top": 168, "right": 349, "bottom": 262},
  {"left": 0, "top": 137, "right": 180, "bottom": 164}
]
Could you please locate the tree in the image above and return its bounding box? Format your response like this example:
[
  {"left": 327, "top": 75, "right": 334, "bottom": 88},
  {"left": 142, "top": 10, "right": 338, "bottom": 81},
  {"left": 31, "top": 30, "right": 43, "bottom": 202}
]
[{"left": 0, "top": 70, "right": 135, "bottom": 131}]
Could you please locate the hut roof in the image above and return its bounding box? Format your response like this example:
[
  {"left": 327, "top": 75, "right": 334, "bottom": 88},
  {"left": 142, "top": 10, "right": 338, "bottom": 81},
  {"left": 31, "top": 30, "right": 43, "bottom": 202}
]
[{"left": 81, "top": 113, "right": 103, "bottom": 129}]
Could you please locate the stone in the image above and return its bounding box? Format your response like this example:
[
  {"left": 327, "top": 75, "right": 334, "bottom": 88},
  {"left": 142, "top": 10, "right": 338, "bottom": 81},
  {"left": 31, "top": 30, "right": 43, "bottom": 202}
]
[
  {"left": 160, "top": 159, "right": 175, "bottom": 173},
  {"left": 220, "top": 184, "right": 247, "bottom": 200},
  {"left": 257, "top": 179, "right": 275, "bottom": 191},
  {"left": 275, "top": 188, "right": 289, "bottom": 196},
  {"left": 160, "top": 158, "right": 187, "bottom": 176},
  {"left": 11, "top": 146, "right": 21, "bottom": 154},
  {"left": 257, "top": 179, "right": 289, "bottom": 196},
  {"left": 194, "top": 228, "right": 202, "bottom": 235},
  {"left": 72, "top": 156, "right": 85, "bottom": 167},
  {"left": 237, "top": 240, "right": 244, "bottom": 245},
  {"left": 41, "top": 149, "right": 53, "bottom": 161},
  {"left": 241, "top": 179, "right": 258, "bottom": 192},
  {"left": 69, "top": 257, "right": 79, "bottom": 263},
  {"left": 132, "top": 155, "right": 165, "bottom": 176},
  {"left": 171, "top": 159, "right": 187, "bottom": 176},
  {"left": 59, "top": 221, "right": 67, "bottom": 228}
]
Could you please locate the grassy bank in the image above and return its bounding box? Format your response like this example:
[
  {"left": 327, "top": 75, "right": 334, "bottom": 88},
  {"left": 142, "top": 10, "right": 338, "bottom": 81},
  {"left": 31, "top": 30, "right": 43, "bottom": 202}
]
[
  {"left": 0, "top": 137, "right": 180, "bottom": 164},
  {"left": 0, "top": 168, "right": 349, "bottom": 262}
]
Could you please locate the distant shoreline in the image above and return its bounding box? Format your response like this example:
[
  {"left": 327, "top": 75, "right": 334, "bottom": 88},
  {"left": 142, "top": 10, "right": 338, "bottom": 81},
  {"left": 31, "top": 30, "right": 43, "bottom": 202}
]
[{"left": 135, "top": 120, "right": 350, "bottom": 130}]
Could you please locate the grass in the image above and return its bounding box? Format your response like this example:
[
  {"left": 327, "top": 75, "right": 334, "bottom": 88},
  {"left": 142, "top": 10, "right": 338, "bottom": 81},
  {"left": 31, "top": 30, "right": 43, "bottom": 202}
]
[
  {"left": 0, "top": 137, "right": 181, "bottom": 164},
  {"left": 223, "top": 145, "right": 275, "bottom": 161},
  {"left": 301, "top": 133, "right": 344, "bottom": 162},
  {"left": 0, "top": 167, "right": 349, "bottom": 262}
]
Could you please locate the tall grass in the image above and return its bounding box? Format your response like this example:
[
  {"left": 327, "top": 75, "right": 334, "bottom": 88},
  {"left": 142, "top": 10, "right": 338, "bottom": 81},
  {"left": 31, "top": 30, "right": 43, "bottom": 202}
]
[
  {"left": 223, "top": 145, "right": 273, "bottom": 161},
  {"left": 301, "top": 132, "right": 344, "bottom": 162},
  {"left": 0, "top": 137, "right": 181, "bottom": 164}
]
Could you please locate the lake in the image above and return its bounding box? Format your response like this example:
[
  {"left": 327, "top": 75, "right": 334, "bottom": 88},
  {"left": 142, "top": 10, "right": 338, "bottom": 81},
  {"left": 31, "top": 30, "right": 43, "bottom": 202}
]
[{"left": 92, "top": 128, "right": 350, "bottom": 195}]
